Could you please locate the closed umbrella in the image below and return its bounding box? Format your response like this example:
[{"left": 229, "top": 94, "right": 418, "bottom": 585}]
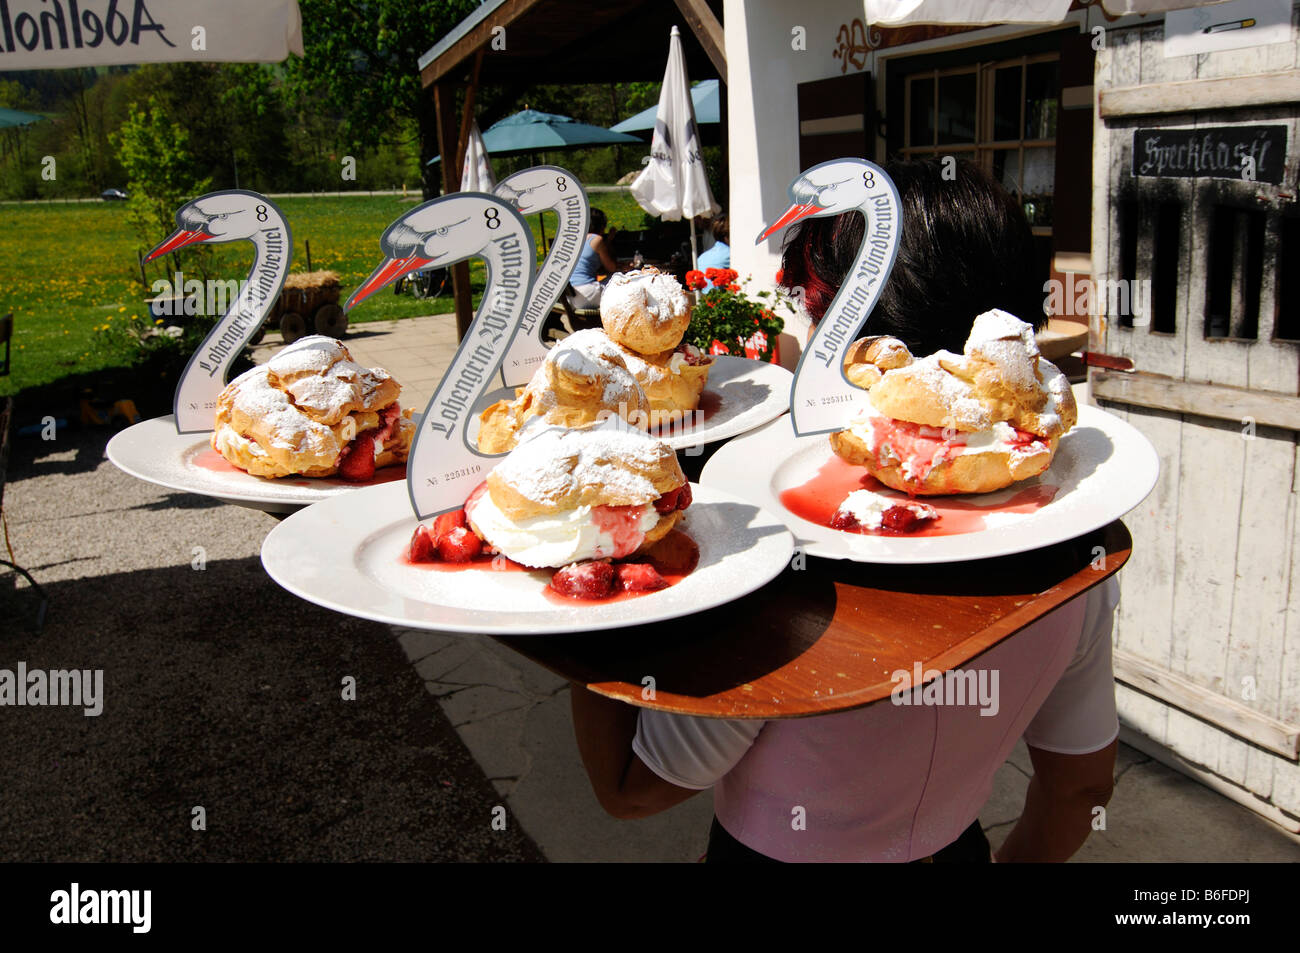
[
  {"left": 629, "top": 26, "right": 719, "bottom": 270},
  {"left": 460, "top": 121, "right": 496, "bottom": 192}
]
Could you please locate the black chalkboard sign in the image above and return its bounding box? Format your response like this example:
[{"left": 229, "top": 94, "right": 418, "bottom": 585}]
[{"left": 1132, "top": 125, "right": 1287, "bottom": 185}]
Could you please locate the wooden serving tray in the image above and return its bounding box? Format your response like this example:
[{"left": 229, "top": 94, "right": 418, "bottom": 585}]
[{"left": 493, "top": 521, "right": 1130, "bottom": 719}]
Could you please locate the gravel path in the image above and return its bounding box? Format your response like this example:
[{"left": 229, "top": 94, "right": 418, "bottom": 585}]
[{"left": 0, "top": 424, "right": 544, "bottom": 862}]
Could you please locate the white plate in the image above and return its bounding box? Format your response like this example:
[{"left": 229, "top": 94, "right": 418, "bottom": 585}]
[
  {"left": 700, "top": 405, "right": 1159, "bottom": 564},
  {"left": 261, "top": 481, "right": 795, "bottom": 635},
  {"left": 471, "top": 355, "right": 792, "bottom": 450},
  {"left": 106, "top": 414, "right": 408, "bottom": 514}
]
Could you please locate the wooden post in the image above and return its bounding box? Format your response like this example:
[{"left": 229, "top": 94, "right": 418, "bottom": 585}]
[
  {"left": 456, "top": 48, "right": 486, "bottom": 178},
  {"left": 434, "top": 79, "right": 474, "bottom": 340}
]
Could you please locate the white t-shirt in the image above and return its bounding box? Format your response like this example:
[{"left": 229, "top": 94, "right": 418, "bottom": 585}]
[{"left": 632, "top": 578, "right": 1120, "bottom": 861}]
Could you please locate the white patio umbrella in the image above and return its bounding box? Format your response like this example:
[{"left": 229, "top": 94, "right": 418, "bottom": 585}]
[
  {"left": 0, "top": 0, "right": 302, "bottom": 70},
  {"left": 460, "top": 121, "right": 496, "bottom": 193},
  {"left": 629, "top": 25, "right": 719, "bottom": 270}
]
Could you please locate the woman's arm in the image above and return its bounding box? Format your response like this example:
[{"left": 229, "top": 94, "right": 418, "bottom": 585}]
[
  {"left": 569, "top": 683, "right": 700, "bottom": 819},
  {"left": 592, "top": 235, "right": 621, "bottom": 276},
  {"left": 994, "top": 740, "right": 1117, "bottom": 862}
]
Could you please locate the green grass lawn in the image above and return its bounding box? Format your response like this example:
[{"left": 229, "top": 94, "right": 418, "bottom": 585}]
[{"left": 0, "top": 189, "right": 646, "bottom": 398}]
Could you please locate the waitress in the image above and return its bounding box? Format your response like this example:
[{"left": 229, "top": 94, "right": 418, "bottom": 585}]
[{"left": 567, "top": 158, "right": 1120, "bottom": 863}]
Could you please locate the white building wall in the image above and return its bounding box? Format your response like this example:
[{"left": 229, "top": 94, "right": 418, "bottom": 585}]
[{"left": 724, "top": 0, "right": 867, "bottom": 366}]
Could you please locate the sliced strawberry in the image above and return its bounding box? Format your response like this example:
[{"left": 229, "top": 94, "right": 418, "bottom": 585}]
[
  {"left": 654, "top": 484, "right": 692, "bottom": 514},
  {"left": 654, "top": 487, "right": 681, "bottom": 514},
  {"left": 551, "top": 561, "right": 616, "bottom": 600},
  {"left": 437, "top": 525, "right": 482, "bottom": 563},
  {"left": 616, "top": 562, "right": 668, "bottom": 592},
  {"left": 338, "top": 431, "right": 377, "bottom": 482},
  {"left": 432, "top": 509, "right": 467, "bottom": 544},
  {"left": 408, "top": 524, "right": 437, "bottom": 562},
  {"left": 829, "top": 509, "right": 859, "bottom": 530},
  {"left": 881, "top": 505, "right": 923, "bottom": 532}
]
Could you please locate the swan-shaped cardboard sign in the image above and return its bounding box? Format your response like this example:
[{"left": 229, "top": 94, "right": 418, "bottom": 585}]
[
  {"left": 492, "top": 165, "right": 590, "bottom": 388},
  {"left": 345, "top": 193, "right": 536, "bottom": 519},
  {"left": 145, "top": 190, "right": 292, "bottom": 434},
  {"left": 757, "top": 159, "right": 901, "bottom": 437}
]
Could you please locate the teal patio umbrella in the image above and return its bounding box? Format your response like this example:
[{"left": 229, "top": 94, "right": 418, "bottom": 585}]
[
  {"left": 611, "top": 80, "right": 720, "bottom": 135},
  {"left": 0, "top": 107, "right": 45, "bottom": 129},
  {"left": 427, "top": 109, "right": 640, "bottom": 164}
]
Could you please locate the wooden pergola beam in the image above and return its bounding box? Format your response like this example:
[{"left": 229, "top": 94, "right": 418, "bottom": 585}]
[
  {"left": 672, "top": 0, "right": 726, "bottom": 84},
  {"left": 420, "top": 0, "right": 547, "bottom": 87}
]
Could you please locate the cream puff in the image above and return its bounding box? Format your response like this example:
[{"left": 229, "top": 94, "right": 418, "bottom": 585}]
[
  {"left": 829, "top": 310, "right": 1077, "bottom": 496},
  {"left": 464, "top": 420, "right": 691, "bottom": 569},
  {"left": 599, "top": 267, "right": 713, "bottom": 417},
  {"left": 211, "top": 334, "right": 414, "bottom": 480},
  {"left": 475, "top": 328, "right": 651, "bottom": 453}
]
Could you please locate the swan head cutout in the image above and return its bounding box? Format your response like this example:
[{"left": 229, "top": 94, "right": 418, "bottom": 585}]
[
  {"left": 494, "top": 168, "right": 574, "bottom": 216},
  {"left": 345, "top": 194, "right": 520, "bottom": 311},
  {"left": 755, "top": 162, "right": 877, "bottom": 245},
  {"left": 145, "top": 192, "right": 278, "bottom": 262}
]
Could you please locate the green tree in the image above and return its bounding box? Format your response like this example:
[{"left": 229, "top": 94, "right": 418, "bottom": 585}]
[
  {"left": 285, "top": 0, "right": 478, "bottom": 198},
  {"left": 111, "top": 96, "right": 213, "bottom": 276}
]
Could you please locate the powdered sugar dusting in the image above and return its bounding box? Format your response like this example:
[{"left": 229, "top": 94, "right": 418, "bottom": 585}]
[
  {"left": 544, "top": 329, "right": 643, "bottom": 405},
  {"left": 965, "top": 310, "right": 1040, "bottom": 393},
  {"left": 875, "top": 354, "right": 992, "bottom": 430},
  {"left": 602, "top": 268, "right": 688, "bottom": 327},
  {"left": 493, "top": 420, "right": 666, "bottom": 504},
  {"left": 223, "top": 365, "right": 334, "bottom": 450},
  {"left": 267, "top": 334, "right": 393, "bottom": 417}
]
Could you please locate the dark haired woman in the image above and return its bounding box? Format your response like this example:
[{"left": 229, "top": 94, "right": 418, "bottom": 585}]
[
  {"left": 567, "top": 207, "right": 623, "bottom": 310},
  {"left": 568, "top": 158, "right": 1120, "bottom": 863}
]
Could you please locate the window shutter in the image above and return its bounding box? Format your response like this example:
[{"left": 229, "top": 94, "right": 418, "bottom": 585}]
[
  {"left": 797, "top": 73, "right": 873, "bottom": 170},
  {"left": 1053, "top": 32, "right": 1095, "bottom": 255}
]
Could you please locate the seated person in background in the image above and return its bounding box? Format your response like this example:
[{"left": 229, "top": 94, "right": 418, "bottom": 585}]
[
  {"left": 696, "top": 212, "right": 730, "bottom": 288},
  {"left": 567, "top": 208, "right": 622, "bottom": 310}
]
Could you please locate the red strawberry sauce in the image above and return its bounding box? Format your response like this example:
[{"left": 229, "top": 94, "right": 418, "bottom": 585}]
[
  {"left": 540, "top": 530, "right": 700, "bottom": 604},
  {"left": 191, "top": 447, "right": 405, "bottom": 486},
  {"left": 779, "top": 454, "right": 1058, "bottom": 537}
]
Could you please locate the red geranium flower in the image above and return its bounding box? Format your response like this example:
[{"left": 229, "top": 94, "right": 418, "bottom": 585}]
[
  {"left": 684, "top": 270, "right": 706, "bottom": 290},
  {"left": 726, "top": 283, "right": 740, "bottom": 293}
]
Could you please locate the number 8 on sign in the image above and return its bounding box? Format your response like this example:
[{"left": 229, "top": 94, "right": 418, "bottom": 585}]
[{"left": 344, "top": 194, "right": 537, "bottom": 519}]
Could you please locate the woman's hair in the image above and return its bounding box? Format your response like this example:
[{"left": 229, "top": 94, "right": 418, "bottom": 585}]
[
  {"left": 589, "top": 207, "right": 607, "bottom": 235},
  {"left": 778, "top": 157, "right": 1044, "bottom": 357},
  {"left": 710, "top": 212, "right": 729, "bottom": 245}
]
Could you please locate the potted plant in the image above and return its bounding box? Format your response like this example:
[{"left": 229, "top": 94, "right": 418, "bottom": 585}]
[{"left": 682, "top": 268, "right": 794, "bottom": 364}]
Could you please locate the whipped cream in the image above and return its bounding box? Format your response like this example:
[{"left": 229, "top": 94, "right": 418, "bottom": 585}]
[
  {"left": 846, "top": 398, "right": 1043, "bottom": 481},
  {"left": 836, "top": 489, "right": 936, "bottom": 530},
  {"left": 465, "top": 490, "right": 659, "bottom": 569}
]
